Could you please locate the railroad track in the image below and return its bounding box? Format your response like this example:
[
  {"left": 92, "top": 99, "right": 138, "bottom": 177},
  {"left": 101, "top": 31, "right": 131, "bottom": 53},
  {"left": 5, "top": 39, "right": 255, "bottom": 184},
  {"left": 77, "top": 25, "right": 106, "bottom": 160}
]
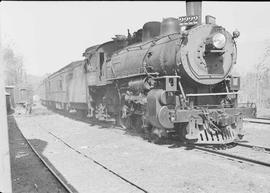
[
  {"left": 27, "top": 108, "right": 270, "bottom": 177},
  {"left": 192, "top": 143, "right": 270, "bottom": 167},
  {"left": 36, "top": 123, "right": 149, "bottom": 193},
  {"left": 51, "top": 109, "right": 270, "bottom": 169},
  {"left": 256, "top": 117, "right": 270, "bottom": 120},
  {"left": 16, "top": 110, "right": 148, "bottom": 193},
  {"left": 243, "top": 117, "right": 270, "bottom": 125},
  {"left": 236, "top": 142, "right": 270, "bottom": 152},
  {"left": 23, "top": 134, "right": 76, "bottom": 193}
]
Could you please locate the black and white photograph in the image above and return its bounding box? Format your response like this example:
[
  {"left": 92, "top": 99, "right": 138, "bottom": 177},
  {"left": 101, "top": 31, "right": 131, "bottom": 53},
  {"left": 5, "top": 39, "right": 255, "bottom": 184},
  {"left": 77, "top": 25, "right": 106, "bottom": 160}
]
[{"left": 1, "top": 1, "right": 270, "bottom": 193}]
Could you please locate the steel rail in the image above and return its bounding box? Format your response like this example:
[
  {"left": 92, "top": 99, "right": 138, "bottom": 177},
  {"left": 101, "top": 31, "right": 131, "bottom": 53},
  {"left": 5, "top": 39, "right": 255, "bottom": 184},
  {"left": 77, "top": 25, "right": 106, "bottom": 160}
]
[
  {"left": 38, "top": 108, "right": 270, "bottom": 170},
  {"left": 33, "top": 120, "right": 148, "bottom": 193},
  {"left": 243, "top": 118, "right": 270, "bottom": 125},
  {"left": 186, "top": 92, "right": 238, "bottom": 97},
  {"left": 193, "top": 145, "right": 270, "bottom": 167},
  {"left": 235, "top": 143, "right": 270, "bottom": 152},
  {"left": 46, "top": 130, "right": 148, "bottom": 193},
  {"left": 51, "top": 108, "right": 270, "bottom": 169},
  {"left": 255, "top": 117, "right": 270, "bottom": 121},
  {"left": 23, "top": 134, "right": 75, "bottom": 193}
]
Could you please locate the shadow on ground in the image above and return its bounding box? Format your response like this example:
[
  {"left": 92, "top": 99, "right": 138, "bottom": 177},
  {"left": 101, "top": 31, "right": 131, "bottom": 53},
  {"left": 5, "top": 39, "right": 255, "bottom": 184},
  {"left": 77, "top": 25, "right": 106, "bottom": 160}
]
[
  {"left": 37, "top": 106, "right": 200, "bottom": 150},
  {"left": 32, "top": 105, "right": 238, "bottom": 151},
  {"left": 8, "top": 115, "right": 78, "bottom": 193}
]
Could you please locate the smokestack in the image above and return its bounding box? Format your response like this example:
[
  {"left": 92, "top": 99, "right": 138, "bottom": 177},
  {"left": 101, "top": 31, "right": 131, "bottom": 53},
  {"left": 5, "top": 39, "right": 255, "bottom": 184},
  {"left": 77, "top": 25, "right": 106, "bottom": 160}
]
[{"left": 186, "top": 1, "right": 202, "bottom": 25}]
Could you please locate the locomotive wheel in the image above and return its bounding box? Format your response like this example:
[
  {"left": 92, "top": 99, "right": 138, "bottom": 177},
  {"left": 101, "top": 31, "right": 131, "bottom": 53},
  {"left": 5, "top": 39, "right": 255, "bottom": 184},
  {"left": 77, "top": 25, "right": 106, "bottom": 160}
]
[
  {"left": 147, "top": 133, "right": 161, "bottom": 144},
  {"left": 149, "top": 132, "right": 163, "bottom": 144},
  {"left": 144, "top": 127, "right": 164, "bottom": 144},
  {"left": 179, "top": 123, "right": 188, "bottom": 142},
  {"left": 77, "top": 109, "right": 88, "bottom": 119},
  {"left": 118, "top": 114, "right": 144, "bottom": 133},
  {"left": 118, "top": 113, "right": 131, "bottom": 129},
  {"left": 130, "top": 114, "right": 144, "bottom": 133},
  {"left": 116, "top": 104, "right": 130, "bottom": 129},
  {"left": 87, "top": 108, "right": 97, "bottom": 121},
  {"left": 117, "top": 102, "right": 144, "bottom": 132}
]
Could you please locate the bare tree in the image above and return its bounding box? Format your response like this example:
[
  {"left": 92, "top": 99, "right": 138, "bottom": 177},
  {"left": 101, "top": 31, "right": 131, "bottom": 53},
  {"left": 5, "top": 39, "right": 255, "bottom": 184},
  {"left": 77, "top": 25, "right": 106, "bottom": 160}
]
[
  {"left": 240, "top": 44, "right": 270, "bottom": 109},
  {"left": 2, "top": 46, "right": 26, "bottom": 86},
  {"left": 255, "top": 45, "right": 270, "bottom": 108}
]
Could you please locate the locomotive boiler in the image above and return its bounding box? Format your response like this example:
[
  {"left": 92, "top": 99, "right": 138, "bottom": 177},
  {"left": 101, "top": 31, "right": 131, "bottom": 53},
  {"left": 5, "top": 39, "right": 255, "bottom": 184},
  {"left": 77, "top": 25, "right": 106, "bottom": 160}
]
[{"left": 40, "top": 2, "right": 256, "bottom": 144}]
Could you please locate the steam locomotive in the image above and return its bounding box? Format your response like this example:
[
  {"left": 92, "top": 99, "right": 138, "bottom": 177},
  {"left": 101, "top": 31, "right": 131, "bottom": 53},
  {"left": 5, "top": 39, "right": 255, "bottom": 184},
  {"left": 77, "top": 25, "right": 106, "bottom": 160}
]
[{"left": 39, "top": 2, "right": 256, "bottom": 144}]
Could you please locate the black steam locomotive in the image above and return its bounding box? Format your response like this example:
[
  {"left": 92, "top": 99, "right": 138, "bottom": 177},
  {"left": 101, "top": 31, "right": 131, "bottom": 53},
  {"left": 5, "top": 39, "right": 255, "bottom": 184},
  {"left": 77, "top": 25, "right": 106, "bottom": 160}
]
[{"left": 40, "top": 2, "right": 256, "bottom": 144}]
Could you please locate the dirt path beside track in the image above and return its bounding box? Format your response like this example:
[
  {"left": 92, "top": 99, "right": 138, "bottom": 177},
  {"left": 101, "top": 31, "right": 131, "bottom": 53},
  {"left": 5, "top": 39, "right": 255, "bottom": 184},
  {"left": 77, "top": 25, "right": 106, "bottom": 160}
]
[
  {"left": 14, "top": 105, "right": 270, "bottom": 193},
  {"left": 8, "top": 115, "right": 69, "bottom": 193}
]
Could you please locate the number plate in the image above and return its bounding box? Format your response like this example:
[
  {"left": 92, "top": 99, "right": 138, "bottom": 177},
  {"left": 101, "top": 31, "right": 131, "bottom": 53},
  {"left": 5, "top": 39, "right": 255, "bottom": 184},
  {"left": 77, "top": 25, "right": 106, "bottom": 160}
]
[{"left": 178, "top": 15, "right": 199, "bottom": 26}]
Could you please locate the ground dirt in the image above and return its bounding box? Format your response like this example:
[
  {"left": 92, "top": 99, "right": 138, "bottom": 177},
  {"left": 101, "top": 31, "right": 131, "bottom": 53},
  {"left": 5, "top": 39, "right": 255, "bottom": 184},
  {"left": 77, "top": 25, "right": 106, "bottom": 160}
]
[
  {"left": 8, "top": 114, "right": 68, "bottom": 193},
  {"left": 13, "top": 104, "right": 270, "bottom": 193},
  {"left": 257, "top": 108, "right": 270, "bottom": 118}
]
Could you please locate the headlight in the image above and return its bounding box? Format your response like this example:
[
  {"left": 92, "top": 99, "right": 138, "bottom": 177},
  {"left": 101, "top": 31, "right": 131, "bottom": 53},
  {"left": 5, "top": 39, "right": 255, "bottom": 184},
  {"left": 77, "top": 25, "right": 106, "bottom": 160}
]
[{"left": 212, "top": 33, "right": 226, "bottom": 49}]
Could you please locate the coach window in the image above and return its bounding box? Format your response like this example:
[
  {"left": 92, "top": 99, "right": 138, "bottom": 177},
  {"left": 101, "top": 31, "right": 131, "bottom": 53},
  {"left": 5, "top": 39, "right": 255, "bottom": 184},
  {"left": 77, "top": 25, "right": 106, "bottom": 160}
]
[
  {"left": 48, "top": 81, "right": 51, "bottom": 91},
  {"left": 99, "top": 52, "right": 104, "bottom": 78},
  {"left": 84, "top": 58, "right": 89, "bottom": 72},
  {"left": 59, "top": 79, "right": 63, "bottom": 91}
]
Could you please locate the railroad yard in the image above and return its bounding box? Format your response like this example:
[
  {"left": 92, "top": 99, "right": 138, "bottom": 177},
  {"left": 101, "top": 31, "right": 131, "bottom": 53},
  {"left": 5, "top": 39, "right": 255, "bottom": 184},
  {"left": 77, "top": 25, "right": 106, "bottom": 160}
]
[
  {"left": 9, "top": 104, "right": 270, "bottom": 193},
  {"left": 3, "top": 2, "right": 270, "bottom": 193}
]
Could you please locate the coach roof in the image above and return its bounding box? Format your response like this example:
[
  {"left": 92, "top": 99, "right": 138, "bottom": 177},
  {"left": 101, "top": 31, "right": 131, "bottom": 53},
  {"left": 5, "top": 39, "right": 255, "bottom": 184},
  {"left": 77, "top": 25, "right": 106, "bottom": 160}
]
[{"left": 47, "top": 60, "right": 83, "bottom": 79}]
